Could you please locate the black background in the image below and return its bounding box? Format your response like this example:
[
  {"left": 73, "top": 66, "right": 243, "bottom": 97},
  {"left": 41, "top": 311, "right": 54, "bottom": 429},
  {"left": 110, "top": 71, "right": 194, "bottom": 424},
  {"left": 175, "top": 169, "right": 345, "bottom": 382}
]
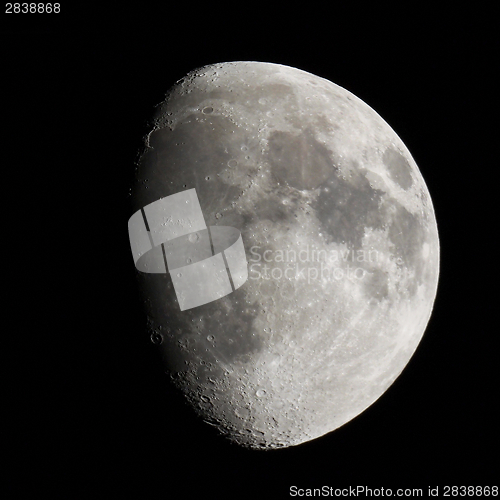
[{"left": 4, "top": 4, "right": 497, "bottom": 498}]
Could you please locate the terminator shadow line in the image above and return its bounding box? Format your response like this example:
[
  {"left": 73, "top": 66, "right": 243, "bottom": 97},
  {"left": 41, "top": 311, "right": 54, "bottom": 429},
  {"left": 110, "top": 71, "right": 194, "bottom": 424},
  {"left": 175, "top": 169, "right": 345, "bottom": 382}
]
[{"left": 128, "top": 189, "right": 248, "bottom": 311}]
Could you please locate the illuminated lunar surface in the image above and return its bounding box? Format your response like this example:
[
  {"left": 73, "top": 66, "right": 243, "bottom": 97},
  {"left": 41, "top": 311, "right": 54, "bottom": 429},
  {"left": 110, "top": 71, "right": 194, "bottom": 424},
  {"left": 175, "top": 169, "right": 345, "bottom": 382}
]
[{"left": 129, "top": 61, "right": 439, "bottom": 449}]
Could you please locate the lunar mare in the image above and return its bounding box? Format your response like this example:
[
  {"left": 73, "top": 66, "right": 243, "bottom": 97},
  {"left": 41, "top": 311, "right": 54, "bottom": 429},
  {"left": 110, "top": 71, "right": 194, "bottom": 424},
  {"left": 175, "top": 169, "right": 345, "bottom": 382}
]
[{"left": 129, "top": 62, "right": 439, "bottom": 449}]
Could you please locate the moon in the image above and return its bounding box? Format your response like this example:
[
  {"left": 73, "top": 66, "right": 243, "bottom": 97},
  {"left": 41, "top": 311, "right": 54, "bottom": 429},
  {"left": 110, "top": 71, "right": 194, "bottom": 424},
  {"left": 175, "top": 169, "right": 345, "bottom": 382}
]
[{"left": 129, "top": 61, "right": 439, "bottom": 449}]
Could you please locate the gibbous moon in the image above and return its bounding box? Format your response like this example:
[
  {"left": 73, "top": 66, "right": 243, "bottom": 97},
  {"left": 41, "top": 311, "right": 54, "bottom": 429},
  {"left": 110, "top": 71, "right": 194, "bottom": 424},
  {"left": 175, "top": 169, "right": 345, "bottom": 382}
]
[{"left": 129, "top": 61, "right": 439, "bottom": 449}]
